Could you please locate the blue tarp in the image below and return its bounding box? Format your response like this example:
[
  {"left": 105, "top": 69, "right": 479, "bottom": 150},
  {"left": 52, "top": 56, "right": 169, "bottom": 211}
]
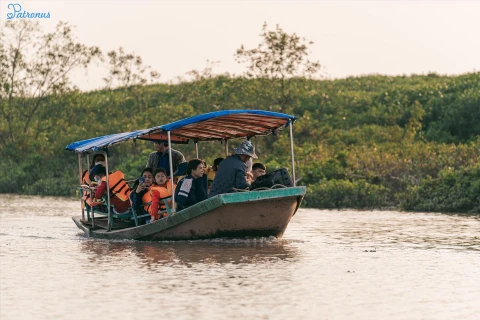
[
  {"left": 65, "top": 129, "right": 151, "bottom": 154},
  {"left": 65, "top": 110, "right": 296, "bottom": 154}
]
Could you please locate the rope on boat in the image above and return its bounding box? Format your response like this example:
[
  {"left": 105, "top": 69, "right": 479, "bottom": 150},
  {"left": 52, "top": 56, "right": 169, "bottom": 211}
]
[{"left": 233, "top": 184, "right": 288, "bottom": 192}]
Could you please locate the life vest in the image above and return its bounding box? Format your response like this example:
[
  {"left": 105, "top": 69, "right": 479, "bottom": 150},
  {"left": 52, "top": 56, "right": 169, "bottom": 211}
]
[
  {"left": 81, "top": 170, "right": 95, "bottom": 204},
  {"left": 128, "top": 187, "right": 152, "bottom": 213},
  {"left": 82, "top": 170, "right": 91, "bottom": 185},
  {"left": 148, "top": 181, "right": 175, "bottom": 214},
  {"left": 141, "top": 190, "right": 152, "bottom": 213},
  {"left": 101, "top": 171, "right": 131, "bottom": 202},
  {"left": 207, "top": 170, "right": 216, "bottom": 185}
]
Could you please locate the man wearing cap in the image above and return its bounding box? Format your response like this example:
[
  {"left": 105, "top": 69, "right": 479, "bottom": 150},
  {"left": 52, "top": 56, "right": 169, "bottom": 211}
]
[
  {"left": 146, "top": 141, "right": 186, "bottom": 178},
  {"left": 209, "top": 140, "right": 257, "bottom": 197}
]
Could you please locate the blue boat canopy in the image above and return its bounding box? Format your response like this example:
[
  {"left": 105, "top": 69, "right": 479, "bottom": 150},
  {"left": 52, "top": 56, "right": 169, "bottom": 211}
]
[{"left": 65, "top": 110, "right": 296, "bottom": 154}]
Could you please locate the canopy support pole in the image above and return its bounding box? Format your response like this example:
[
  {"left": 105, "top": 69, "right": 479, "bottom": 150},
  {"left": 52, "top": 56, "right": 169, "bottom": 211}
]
[
  {"left": 195, "top": 142, "right": 199, "bottom": 158},
  {"left": 168, "top": 131, "right": 176, "bottom": 214},
  {"left": 78, "top": 153, "right": 84, "bottom": 220},
  {"left": 225, "top": 140, "right": 229, "bottom": 157},
  {"left": 289, "top": 121, "right": 296, "bottom": 187},
  {"left": 85, "top": 154, "right": 91, "bottom": 224},
  {"left": 105, "top": 151, "right": 112, "bottom": 231}
]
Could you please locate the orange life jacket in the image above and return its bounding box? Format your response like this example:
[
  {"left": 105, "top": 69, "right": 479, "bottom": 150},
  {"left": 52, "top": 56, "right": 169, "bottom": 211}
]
[
  {"left": 148, "top": 181, "right": 175, "bottom": 214},
  {"left": 101, "top": 171, "right": 131, "bottom": 202},
  {"left": 141, "top": 190, "right": 152, "bottom": 213},
  {"left": 82, "top": 170, "right": 91, "bottom": 185},
  {"left": 81, "top": 170, "right": 95, "bottom": 203},
  {"left": 128, "top": 187, "right": 152, "bottom": 213},
  {"left": 207, "top": 169, "right": 216, "bottom": 185}
]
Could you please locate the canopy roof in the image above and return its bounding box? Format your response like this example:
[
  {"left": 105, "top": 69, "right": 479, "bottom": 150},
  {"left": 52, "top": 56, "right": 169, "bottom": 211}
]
[{"left": 65, "top": 110, "right": 296, "bottom": 154}]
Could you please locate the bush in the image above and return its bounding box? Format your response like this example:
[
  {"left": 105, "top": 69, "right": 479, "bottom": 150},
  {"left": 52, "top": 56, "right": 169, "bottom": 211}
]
[
  {"left": 401, "top": 165, "right": 480, "bottom": 213},
  {"left": 304, "top": 179, "right": 390, "bottom": 209}
]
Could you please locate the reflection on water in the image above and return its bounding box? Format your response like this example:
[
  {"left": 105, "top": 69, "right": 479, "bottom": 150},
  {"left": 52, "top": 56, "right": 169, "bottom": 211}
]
[
  {"left": 1, "top": 195, "right": 479, "bottom": 320},
  {"left": 81, "top": 239, "right": 299, "bottom": 267}
]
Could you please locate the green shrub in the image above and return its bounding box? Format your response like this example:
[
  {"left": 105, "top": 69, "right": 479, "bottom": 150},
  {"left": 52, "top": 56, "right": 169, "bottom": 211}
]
[
  {"left": 304, "top": 179, "right": 390, "bottom": 209},
  {"left": 401, "top": 165, "right": 480, "bottom": 213}
]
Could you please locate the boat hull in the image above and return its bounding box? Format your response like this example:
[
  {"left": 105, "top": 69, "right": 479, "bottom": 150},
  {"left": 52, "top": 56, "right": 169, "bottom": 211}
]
[{"left": 73, "top": 186, "right": 305, "bottom": 241}]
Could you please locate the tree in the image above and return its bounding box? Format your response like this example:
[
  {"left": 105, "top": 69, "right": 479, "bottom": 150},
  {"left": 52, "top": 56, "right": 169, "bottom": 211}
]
[
  {"left": 103, "top": 46, "right": 160, "bottom": 88},
  {"left": 0, "top": 20, "right": 101, "bottom": 145},
  {"left": 103, "top": 47, "right": 160, "bottom": 112},
  {"left": 185, "top": 60, "right": 222, "bottom": 81},
  {"left": 235, "top": 23, "right": 321, "bottom": 108}
]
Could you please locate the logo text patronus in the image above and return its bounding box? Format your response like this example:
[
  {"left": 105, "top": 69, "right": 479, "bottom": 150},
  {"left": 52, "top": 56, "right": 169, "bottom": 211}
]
[{"left": 6, "top": 3, "right": 51, "bottom": 20}]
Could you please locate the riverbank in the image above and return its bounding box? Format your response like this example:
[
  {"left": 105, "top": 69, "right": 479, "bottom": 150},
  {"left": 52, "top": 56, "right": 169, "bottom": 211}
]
[{"left": 1, "top": 73, "right": 479, "bottom": 213}]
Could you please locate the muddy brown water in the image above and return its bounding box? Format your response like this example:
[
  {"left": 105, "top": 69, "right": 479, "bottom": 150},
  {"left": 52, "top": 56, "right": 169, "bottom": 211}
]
[{"left": 1, "top": 194, "right": 479, "bottom": 320}]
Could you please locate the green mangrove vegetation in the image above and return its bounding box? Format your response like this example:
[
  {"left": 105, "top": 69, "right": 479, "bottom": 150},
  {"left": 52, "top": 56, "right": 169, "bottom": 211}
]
[{"left": 1, "top": 21, "right": 479, "bottom": 213}]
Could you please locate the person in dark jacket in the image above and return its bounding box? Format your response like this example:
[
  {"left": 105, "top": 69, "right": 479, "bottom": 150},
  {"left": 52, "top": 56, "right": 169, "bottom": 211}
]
[
  {"left": 175, "top": 159, "right": 208, "bottom": 210},
  {"left": 146, "top": 141, "right": 186, "bottom": 177},
  {"left": 209, "top": 140, "right": 258, "bottom": 197},
  {"left": 129, "top": 167, "right": 154, "bottom": 217}
]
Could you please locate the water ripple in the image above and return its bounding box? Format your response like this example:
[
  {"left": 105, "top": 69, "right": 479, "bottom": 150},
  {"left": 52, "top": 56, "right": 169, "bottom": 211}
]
[{"left": 1, "top": 196, "right": 479, "bottom": 320}]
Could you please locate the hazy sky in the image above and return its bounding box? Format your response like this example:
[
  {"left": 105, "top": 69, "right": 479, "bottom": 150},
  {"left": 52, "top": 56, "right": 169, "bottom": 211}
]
[{"left": 1, "top": 0, "right": 479, "bottom": 91}]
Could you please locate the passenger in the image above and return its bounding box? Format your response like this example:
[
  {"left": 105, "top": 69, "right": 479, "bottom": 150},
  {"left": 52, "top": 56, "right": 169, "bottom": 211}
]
[
  {"left": 196, "top": 160, "right": 209, "bottom": 201},
  {"left": 174, "top": 159, "right": 208, "bottom": 210},
  {"left": 149, "top": 168, "right": 176, "bottom": 222},
  {"left": 90, "top": 153, "right": 106, "bottom": 168},
  {"left": 81, "top": 153, "right": 107, "bottom": 206},
  {"left": 209, "top": 141, "right": 257, "bottom": 197},
  {"left": 251, "top": 163, "right": 266, "bottom": 182},
  {"left": 172, "top": 161, "right": 188, "bottom": 184},
  {"left": 90, "top": 165, "right": 131, "bottom": 214},
  {"left": 146, "top": 141, "right": 186, "bottom": 178},
  {"left": 81, "top": 153, "right": 106, "bottom": 185},
  {"left": 129, "top": 168, "right": 154, "bottom": 219},
  {"left": 207, "top": 157, "right": 224, "bottom": 189}
]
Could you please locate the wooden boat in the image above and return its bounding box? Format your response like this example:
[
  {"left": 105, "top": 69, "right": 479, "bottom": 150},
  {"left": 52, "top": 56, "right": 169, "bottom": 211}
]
[{"left": 66, "top": 110, "right": 306, "bottom": 241}]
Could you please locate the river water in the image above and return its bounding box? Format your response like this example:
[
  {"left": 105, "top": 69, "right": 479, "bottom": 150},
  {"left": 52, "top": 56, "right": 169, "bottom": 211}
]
[{"left": 0, "top": 194, "right": 479, "bottom": 320}]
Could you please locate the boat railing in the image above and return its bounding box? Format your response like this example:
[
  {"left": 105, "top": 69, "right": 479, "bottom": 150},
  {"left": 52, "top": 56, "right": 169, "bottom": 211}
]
[{"left": 78, "top": 185, "right": 99, "bottom": 228}]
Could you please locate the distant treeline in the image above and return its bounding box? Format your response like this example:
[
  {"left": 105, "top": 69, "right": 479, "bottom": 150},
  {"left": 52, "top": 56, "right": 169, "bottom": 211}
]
[{"left": 1, "top": 73, "right": 479, "bottom": 213}]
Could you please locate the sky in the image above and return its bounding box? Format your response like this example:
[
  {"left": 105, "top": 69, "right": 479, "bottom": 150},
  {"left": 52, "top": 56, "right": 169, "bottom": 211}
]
[{"left": 1, "top": 0, "right": 479, "bottom": 91}]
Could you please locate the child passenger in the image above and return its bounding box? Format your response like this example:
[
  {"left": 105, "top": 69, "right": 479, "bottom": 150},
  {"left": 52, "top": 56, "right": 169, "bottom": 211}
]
[{"left": 149, "top": 168, "right": 176, "bottom": 222}]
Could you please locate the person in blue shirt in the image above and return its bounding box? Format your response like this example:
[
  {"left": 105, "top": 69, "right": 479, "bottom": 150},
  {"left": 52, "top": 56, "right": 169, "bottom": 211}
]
[{"left": 146, "top": 141, "right": 186, "bottom": 177}]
